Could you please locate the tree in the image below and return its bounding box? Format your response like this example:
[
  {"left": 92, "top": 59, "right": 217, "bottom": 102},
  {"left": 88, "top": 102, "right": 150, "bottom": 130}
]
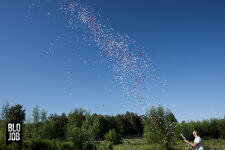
[
  {"left": 124, "top": 112, "right": 143, "bottom": 135},
  {"left": 25, "top": 106, "right": 48, "bottom": 139},
  {"left": 45, "top": 113, "right": 68, "bottom": 140},
  {"left": 32, "top": 105, "right": 40, "bottom": 124},
  {"left": 92, "top": 114, "right": 109, "bottom": 139},
  {"left": 114, "top": 114, "right": 127, "bottom": 135},
  {"left": 82, "top": 113, "right": 100, "bottom": 140},
  {"left": 7, "top": 104, "right": 25, "bottom": 122},
  {"left": 67, "top": 108, "right": 86, "bottom": 128},
  {"left": 143, "top": 105, "right": 177, "bottom": 150},
  {"left": 40, "top": 109, "right": 47, "bottom": 122},
  {"left": 104, "top": 129, "right": 122, "bottom": 145},
  {"left": 66, "top": 110, "right": 97, "bottom": 150},
  {"left": 0, "top": 102, "right": 10, "bottom": 121}
]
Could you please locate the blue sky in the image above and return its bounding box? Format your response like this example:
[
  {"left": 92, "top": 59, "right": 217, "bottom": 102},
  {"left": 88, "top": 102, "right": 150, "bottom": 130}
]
[{"left": 0, "top": 0, "right": 224, "bottom": 121}]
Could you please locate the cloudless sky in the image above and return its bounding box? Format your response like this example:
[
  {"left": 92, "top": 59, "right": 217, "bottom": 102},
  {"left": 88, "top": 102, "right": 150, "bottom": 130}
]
[{"left": 0, "top": 0, "right": 225, "bottom": 121}]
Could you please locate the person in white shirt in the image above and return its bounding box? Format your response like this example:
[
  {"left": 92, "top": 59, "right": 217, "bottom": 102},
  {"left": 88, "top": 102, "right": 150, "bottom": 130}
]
[{"left": 184, "top": 130, "right": 204, "bottom": 150}]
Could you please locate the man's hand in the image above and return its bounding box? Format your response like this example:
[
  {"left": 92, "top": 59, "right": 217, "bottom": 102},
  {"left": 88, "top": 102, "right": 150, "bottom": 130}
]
[{"left": 184, "top": 140, "right": 189, "bottom": 144}]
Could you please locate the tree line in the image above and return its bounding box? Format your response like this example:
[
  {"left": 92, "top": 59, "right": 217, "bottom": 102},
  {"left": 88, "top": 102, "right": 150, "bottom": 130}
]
[{"left": 0, "top": 102, "right": 224, "bottom": 150}]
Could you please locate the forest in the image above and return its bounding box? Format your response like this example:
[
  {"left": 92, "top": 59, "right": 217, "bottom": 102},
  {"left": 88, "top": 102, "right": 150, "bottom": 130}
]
[{"left": 0, "top": 102, "right": 225, "bottom": 150}]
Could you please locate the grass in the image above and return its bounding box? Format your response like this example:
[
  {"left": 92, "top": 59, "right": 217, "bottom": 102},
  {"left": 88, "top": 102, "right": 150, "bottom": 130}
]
[
  {"left": 113, "top": 138, "right": 225, "bottom": 150},
  {"left": 1, "top": 137, "right": 225, "bottom": 150}
]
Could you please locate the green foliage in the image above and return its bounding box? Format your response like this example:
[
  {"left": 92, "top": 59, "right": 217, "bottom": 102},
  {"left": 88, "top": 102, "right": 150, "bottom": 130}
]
[
  {"left": 104, "top": 129, "right": 122, "bottom": 145},
  {"left": 82, "top": 113, "right": 100, "bottom": 140},
  {"left": 8, "top": 104, "right": 26, "bottom": 123},
  {"left": 124, "top": 112, "right": 143, "bottom": 135},
  {"left": 40, "top": 109, "right": 47, "bottom": 122},
  {"left": 30, "top": 139, "right": 51, "bottom": 150},
  {"left": 0, "top": 103, "right": 25, "bottom": 123},
  {"left": 24, "top": 106, "right": 51, "bottom": 140},
  {"left": 0, "top": 102, "right": 10, "bottom": 121},
  {"left": 1, "top": 102, "right": 225, "bottom": 150},
  {"left": 59, "top": 142, "right": 74, "bottom": 150},
  {"left": 177, "top": 117, "right": 225, "bottom": 140},
  {"left": 66, "top": 127, "right": 91, "bottom": 149},
  {"left": 23, "top": 105, "right": 68, "bottom": 140},
  {"left": 143, "top": 105, "right": 177, "bottom": 150},
  {"left": 66, "top": 110, "right": 97, "bottom": 150},
  {"left": 67, "top": 108, "right": 87, "bottom": 128},
  {"left": 114, "top": 138, "right": 225, "bottom": 150},
  {"left": 32, "top": 105, "right": 40, "bottom": 124},
  {"left": 91, "top": 112, "right": 143, "bottom": 140},
  {"left": 0, "top": 120, "right": 5, "bottom": 140},
  {"left": 92, "top": 114, "right": 109, "bottom": 139},
  {"left": 146, "top": 144, "right": 165, "bottom": 150},
  {"left": 30, "top": 139, "right": 58, "bottom": 150},
  {"left": 98, "top": 141, "right": 113, "bottom": 150},
  {"left": 46, "top": 113, "right": 68, "bottom": 140}
]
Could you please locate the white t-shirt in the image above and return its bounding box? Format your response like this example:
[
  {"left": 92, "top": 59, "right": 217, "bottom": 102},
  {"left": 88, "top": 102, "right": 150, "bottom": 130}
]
[{"left": 194, "top": 136, "right": 204, "bottom": 150}]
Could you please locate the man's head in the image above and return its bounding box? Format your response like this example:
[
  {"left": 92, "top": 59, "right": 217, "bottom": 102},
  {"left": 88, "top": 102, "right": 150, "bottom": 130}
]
[{"left": 193, "top": 130, "right": 198, "bottom": 137}]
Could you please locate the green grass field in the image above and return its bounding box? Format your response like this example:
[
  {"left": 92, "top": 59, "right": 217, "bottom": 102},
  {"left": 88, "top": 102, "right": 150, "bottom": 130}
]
[{"left": 113, "top": 138, "right": 225, "bottom": 150}]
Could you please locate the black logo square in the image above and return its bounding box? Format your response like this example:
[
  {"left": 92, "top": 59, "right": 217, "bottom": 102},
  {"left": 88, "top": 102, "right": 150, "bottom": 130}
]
[{"left": 6, "top": 120, "right": 22, "bottom": 146}]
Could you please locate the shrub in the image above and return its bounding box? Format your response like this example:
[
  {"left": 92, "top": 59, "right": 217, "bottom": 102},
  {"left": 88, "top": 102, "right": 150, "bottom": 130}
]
[
  {"left": 7, "top": 143, "right": 23, "bottom": 150},
  {"left": 143, "top": 105, "right": 177, "bottom": 150},
  {"left": 84, "top": 142, "right": 97, "bottom": 150},
  {"left": 22, "top": 140, "right": 32, "bottom": 150},
  {"left": 30, "top": 139, "right": 58, "bottom": 150},
  {"left": 104, "top": 129, "right": 122, "bottom": 145},
  {"left": 66, "top": 110, "right": 100, "bottom": 150},
  {"left": 30, "top": 139, "right": 50, "bottom": 150},
  {"left": 59, "top": 142, "right": 74, "bottom": 150},
  {"left": 98, "top": 141, "right": 113, "bottom": 150},
  {"left": 66, "top": 126, "right": 95, "bottom": 150}
]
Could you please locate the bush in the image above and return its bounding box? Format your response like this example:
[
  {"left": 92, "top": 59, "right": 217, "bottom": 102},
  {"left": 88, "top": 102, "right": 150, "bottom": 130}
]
[
  {"left": 66, "top": 110, "right": 100, "bottom": 150},
  {"left": 104, "top": 129, "right": 122, "bottom": 145},
  {"left": 59, "top": 142, "right": 74, "bottom": 150},
  {"left": 7, "top": 143, "right": 23, "bottom": 150},
  {"left": 143, "top": 105, "right": 177, "bottom": 150},
  {"left": 30, "top": 139, "right": 58, "bottom": 150},
  {"left": 30, "top": 139, "right": 50, "bottom": 150},
  {"left": 66, "top": 126, "right": 96, "bottom": 150},
  {"left": 98, "top": 141, "right": 113, "bottom": 150}
]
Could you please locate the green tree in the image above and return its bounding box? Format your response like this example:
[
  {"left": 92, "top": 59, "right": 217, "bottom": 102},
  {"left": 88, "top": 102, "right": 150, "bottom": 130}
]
[
  {"left": 92, "top": 114, "right": 109, "bottom": 139},
  {"left": 7, "top": 104, "right": 25, "bottom": 122},
  {"left": 104, "top": 129, "right": 122, "bottom": 145},
  {"left": 0, "top": 102, "right": 10, "bottom": 140},
  {"left": 82, "top": 113, "right": 100, "bottom": 140},
  {"left": 0, "top": 102, "right": 10, "bottom": 121},
  {"left": 124, "top": 112, "right": 143, "bottom": 135},
  {"left": 67, "top": 108, "right": 86, "bottom": 128},
  {"left": 218, "top": 117, "right": 225, "bottom": 138},
  {"left": 66, "top": 110, "right": 98, "bottom": 150},
  {"left": 40, "top": 108, "right": 47, "bottom": 122},
  {"left": 24, "top": 106, "right": 48, "bottom": 139},
  {"left": 0, "top": 120, "right": 5, "bottom": 140},
  {"left": 143, "top": 105, "right": 177, "bottom": 150},
  {"left": 32, "top": 105, "right": 40, "bottom": 124},
  {"left": 45, "top": 113, "right": 68, "bottom": 140}
]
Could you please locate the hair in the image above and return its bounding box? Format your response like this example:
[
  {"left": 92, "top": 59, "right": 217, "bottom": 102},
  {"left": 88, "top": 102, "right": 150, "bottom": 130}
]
[{"left": 193, "top": 130, "right": 198, "bottom": 135}]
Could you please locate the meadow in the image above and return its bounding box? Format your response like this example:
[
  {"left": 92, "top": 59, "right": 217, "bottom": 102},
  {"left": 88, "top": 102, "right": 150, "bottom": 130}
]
[
  {"left": 113, "top": 138, "right": 225, "bottom": 150},
  {"left": 1, "top": 138, "right": 225, "bottom": 150}
]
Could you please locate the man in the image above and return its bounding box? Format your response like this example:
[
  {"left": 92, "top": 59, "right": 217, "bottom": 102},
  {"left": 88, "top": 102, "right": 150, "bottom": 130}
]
[{"left": 184, "top": 130, "right": 204, "bottom": 150}]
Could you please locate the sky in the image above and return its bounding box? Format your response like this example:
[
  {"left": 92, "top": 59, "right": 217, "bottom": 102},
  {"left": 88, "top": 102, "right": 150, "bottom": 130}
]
[{"left": 0, "top": 0, "right": 225, "bottom": 122}]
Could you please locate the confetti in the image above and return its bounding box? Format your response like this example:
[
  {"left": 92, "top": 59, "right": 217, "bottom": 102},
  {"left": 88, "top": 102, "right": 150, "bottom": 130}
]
[{"left": 28, "top": 0, "right": 166, "bottom": 111}]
